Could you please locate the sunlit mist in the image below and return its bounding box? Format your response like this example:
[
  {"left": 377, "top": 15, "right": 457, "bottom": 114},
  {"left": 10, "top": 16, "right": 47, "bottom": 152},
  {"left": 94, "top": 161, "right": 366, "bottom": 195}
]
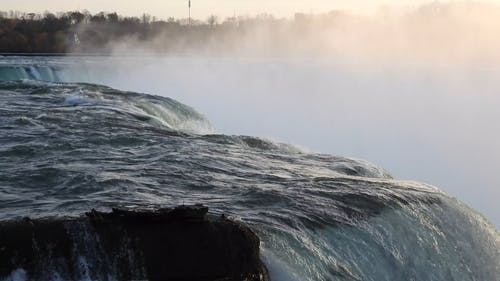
[
  {"left": 1, "top": 1, "right": 499, "bottom": 226},
  {"left": 32, "top": 1, "right": 498, "bottom": 227}
]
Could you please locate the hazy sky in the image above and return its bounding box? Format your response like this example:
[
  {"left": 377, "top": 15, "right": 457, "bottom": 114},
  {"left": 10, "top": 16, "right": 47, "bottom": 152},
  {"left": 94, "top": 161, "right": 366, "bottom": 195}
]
[{"left": 0, "top": 0, "right": 482, "bottom": 19}]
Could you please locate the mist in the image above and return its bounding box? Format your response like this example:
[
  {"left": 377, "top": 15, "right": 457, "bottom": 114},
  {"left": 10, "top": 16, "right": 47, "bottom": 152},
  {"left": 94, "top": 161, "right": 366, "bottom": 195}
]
[
  {"left": 70, "top": 2, "right": 500, "bottom": 63},
  {"left": 64, "top": 1, "right": 500, "bottom": 227}
]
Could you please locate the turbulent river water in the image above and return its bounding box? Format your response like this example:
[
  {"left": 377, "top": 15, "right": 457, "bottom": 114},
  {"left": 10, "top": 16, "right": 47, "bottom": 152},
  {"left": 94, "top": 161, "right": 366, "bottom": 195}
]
[{"left": 0, "top": 57, "right": 499, "bottom": 281}]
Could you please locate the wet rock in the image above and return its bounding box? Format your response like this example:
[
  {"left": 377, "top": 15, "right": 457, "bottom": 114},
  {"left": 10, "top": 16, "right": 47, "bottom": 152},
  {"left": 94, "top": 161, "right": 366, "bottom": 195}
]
[{"left": 0, "top": 205, "right": 268, "bottom": 281}]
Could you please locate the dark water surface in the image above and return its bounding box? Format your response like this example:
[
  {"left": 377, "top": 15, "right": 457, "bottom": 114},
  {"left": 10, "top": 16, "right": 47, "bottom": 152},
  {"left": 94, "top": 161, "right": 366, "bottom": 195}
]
[{"left": 0, "top": 66, "right": 499, "bottom": 280}]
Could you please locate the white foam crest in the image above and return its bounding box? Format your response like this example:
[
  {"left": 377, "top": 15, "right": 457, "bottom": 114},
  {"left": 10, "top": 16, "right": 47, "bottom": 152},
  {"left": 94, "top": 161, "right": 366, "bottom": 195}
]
[
  {"left": 59, "top": 86, "right": 215, "bottom": 135},
  {"left": 134, "top": 99, "right": 214, "bottom": 134},
  {"left": 63, "top": 91, "right": 102, "bottom": 106},
  {"left": 19, "top": 79, "right": 69, "bottom": 87}
]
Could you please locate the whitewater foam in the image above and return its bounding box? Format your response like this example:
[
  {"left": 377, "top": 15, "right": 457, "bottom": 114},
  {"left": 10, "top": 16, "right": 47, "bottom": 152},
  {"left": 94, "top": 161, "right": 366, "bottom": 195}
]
[{"left": 64, "top": 92, "right": 101, "bottom": 106}]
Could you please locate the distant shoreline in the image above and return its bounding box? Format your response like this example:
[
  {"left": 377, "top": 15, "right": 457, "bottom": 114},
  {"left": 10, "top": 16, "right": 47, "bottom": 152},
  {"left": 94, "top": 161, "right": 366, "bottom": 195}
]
[
  {"left": 0, "top": 53, "right": 205, "bottom": 57},
  {"left": 0, "top": 53, "right": 104, "bottom": 57}
]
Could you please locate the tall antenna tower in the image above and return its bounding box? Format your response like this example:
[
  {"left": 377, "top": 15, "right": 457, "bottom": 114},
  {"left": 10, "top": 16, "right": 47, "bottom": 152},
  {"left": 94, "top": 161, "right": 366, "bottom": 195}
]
[{"left": 188, "top": 0, "right": 191, "bottom": 26}]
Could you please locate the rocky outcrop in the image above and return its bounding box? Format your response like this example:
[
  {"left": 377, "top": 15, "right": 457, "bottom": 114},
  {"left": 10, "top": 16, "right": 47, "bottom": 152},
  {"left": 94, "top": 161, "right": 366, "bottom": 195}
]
[{"left": 0, "top": 205, "right": 268, "bottom": 281}]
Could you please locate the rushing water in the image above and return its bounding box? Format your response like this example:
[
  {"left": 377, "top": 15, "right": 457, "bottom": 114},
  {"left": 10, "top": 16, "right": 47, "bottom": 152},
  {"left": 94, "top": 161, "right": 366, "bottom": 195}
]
[{"left": 0, "top": 58, "right": 499, "bottom": 281}]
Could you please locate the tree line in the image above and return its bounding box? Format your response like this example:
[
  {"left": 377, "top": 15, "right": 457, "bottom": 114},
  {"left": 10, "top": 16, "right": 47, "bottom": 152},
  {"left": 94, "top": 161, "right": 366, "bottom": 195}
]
[
  {"left": 0, "top": 10, "right": 287, "bottom": 53},
  {"left": 1, "top": 3, "right": 499, "bottom": 58}
]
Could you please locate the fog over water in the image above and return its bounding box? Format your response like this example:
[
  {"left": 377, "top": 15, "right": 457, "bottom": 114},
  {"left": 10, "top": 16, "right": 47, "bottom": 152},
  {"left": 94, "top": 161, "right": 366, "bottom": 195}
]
[
  {"left": 47, "top": 2, "right": 499, "bottom": 227},
  {"left": 59, "top": 56, "right": 499, "bottom": 228}
]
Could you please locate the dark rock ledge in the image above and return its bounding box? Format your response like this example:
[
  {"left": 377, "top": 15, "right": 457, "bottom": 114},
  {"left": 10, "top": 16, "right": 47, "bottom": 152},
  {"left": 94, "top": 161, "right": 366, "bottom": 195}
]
[{"left": 0, "top": 205, "right": 269, "bottom": 281}]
